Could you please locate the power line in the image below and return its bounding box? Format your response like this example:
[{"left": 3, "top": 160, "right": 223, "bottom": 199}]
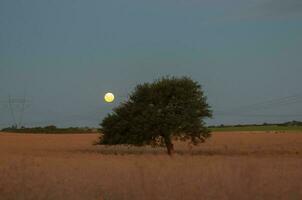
[
  {"left": 8, "top": 96, "right": 16, "bottom": 127},
  {"left": 1, "top": 95, "right": 31, "bottom": 128},
  {"left": 215, "top": 93, "right": 302, "bottom": 116}
]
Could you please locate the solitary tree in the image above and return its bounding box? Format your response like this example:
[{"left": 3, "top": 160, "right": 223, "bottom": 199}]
[{"left": 98, "top": 76, "right": 212, "bottom": 155}]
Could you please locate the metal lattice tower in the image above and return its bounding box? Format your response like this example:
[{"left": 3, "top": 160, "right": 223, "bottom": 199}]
[{"left": 0, "top": 95, "right": 31, "bottom": 128}]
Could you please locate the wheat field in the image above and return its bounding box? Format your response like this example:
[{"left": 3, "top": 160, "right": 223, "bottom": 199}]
[{"left": 0, "top": 132, "right": 302, "bottom": 200}]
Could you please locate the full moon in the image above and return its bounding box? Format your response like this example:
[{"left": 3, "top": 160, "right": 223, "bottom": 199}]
[{"left": 104, "top": 92, "right": 115, "bottom": 103}]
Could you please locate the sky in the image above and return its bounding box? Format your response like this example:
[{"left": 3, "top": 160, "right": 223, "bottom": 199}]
[{"left": 0, "top": 0, "right": 302, "bottom": 128}]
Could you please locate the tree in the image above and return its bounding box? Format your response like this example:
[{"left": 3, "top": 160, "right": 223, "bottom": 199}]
[{"left": 97, "top": 76, "right": 212, "bottom": 155}]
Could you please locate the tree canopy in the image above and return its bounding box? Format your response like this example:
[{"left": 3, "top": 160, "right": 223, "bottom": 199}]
[{"left": 98, "top": 76, "right": 212, "bottom": 155}]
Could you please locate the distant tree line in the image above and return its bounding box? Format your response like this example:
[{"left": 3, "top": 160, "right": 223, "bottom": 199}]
[
  {"left": 208, "top": 121, "right": 302, "bottom": 128},
  {"left": 1, "top": 125, "right": 98, "bottom": 133}
]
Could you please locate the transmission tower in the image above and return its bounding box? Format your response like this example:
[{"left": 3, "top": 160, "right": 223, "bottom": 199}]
[{"left": 4, "top": 95, "right": 31, "bottom": 128}]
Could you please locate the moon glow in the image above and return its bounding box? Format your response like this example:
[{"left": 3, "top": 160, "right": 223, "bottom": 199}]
[{"left": 104, "top": 92, "right": 115, "bottom": 103}]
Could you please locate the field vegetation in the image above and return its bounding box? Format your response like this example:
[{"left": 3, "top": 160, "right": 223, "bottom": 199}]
[
  {"left": 0, "top": 131, "right": 302, "bottom": 200},
  {"left": 209, "top": 121, "right": 302, "bottom": 132},
  {"left": 1, "top": 125, "right": 97, "bottom": 134}
]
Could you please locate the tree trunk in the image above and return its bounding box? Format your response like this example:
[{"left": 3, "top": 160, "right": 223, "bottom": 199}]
[{"left": 164, "top": 137, "right": 174, "bottom": 156}]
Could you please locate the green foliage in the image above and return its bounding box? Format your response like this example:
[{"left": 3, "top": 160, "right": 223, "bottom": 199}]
[
  {"left": 209, "top": 121, "right": 302, "bottom": 132},
  {"left": 210, "top": 126, "right": 302, "bottom": 132},
  {"left": 1, "top": 125, "right": 96, "bottom": 134},
  {"left": 98, "top": 76, "right": 212, "bottom": 154}
]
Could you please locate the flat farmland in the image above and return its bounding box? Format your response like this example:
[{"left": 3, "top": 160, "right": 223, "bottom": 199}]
[{"left": 0, "top": 132, "right": 302, "bottom": 200}]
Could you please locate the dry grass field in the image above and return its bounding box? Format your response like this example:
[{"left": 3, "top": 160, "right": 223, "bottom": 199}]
[{"left": 0, "top": 131, "right": 302, "bottom": 200}]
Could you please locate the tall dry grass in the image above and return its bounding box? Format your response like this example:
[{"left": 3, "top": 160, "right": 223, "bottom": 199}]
[{"left": 0, "top": 132, "right": 302, "bottom": 200}]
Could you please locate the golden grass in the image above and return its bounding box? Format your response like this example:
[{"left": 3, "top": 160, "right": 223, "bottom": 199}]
[{"left": 0, "top": 132, "right": 302, "bottom": 200}]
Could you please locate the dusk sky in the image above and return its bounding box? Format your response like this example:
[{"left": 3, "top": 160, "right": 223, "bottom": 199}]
[{"left": 1, "top": 0, "right": 302, "bottom": 128}]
